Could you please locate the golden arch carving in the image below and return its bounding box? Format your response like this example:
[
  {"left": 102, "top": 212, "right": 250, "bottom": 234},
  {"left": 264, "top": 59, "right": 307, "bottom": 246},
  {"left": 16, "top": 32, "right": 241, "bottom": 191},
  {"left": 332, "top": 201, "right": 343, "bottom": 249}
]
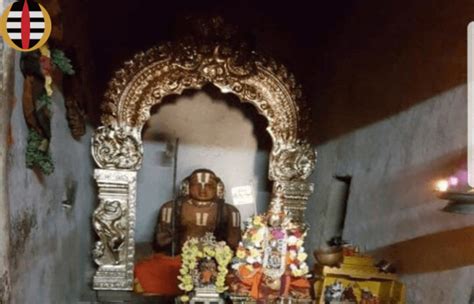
[
  {"left": 101, "top": 40, "right": 304, "bottom": 142},
  {"left": 90, "top": 24, "right": 316, "bottom": 290}
]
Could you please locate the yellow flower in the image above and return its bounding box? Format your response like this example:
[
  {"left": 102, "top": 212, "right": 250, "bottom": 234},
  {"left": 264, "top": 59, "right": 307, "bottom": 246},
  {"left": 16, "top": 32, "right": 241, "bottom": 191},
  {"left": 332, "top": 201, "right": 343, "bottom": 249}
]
[
  {"left": 292, "top": 268, "right": 304, "bottom": 277},
  {"left": 216, "top": 276, "right": 226, "bottom": 286},
  {"left": 236, "top": 249, "right": 246, "bottom": 259},
  {"left": 180, "top": 295, "right": 190, "bottom": 302},
  {"left": 253, "top": 216, "right": 262, "bottom": 226},
  {"left": 249, "top": 248, "right": 261, "bottom": 258},
  {"left": 44, "top": 76, "right": 53, "bottom": 96},
  {"left": 216, "top": 286, "right": 228, "bottom": 293},
  {"left": 180, "top": 275, "right": 193, "bottom": 284},
  {"left": 179, "top": 267, "right": 189, "bottom": 275},
  {"left": 297, "top": 252, "right": 308, "bottom": 262},
  {"left": 251, "top": 230, "right": 265, "bottom": 243},
  {"left": 300, "top": 264, "right": 309, "bottom": 274},
  {"left": 291, "top": 263, "right": 309, "bottom": 277},
  {"left": 39, "top": 45, "right": 51, "bottom": 57},
  {"left": 204, "top": 246, "right": 215, "bottom": 257}
]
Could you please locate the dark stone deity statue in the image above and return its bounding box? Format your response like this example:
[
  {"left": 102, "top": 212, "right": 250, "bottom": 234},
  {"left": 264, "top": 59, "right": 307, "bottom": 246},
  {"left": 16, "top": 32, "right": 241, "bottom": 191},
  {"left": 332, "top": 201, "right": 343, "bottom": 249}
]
[
  {"left": 134, "top": 168, "right": 241, "bottom": 295},
  {"left": 155, "top": 168, "right": 242, "bottom": 253}
]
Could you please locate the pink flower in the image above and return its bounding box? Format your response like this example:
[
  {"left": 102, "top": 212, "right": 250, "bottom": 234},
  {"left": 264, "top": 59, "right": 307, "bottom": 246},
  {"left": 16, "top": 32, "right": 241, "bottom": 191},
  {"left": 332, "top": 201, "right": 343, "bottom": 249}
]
[{"left": 271, "top": 229, "right": 285, "bottom": 239}]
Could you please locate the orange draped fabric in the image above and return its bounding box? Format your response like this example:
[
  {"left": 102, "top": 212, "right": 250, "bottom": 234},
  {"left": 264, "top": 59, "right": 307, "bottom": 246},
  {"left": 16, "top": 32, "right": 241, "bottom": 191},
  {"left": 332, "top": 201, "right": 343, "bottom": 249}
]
[
  {"left": 236, "top": 266, "right": 311, "bottom": 300},
  {"left": 134, "top": 253, "right": 182, "bottom": 296}
]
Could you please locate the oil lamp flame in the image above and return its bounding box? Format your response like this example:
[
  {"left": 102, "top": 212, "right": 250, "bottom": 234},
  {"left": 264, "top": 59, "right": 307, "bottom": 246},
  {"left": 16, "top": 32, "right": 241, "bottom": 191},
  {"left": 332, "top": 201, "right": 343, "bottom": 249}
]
[{"left": 435, "top": 179, "right": 449, "bottom": 192}]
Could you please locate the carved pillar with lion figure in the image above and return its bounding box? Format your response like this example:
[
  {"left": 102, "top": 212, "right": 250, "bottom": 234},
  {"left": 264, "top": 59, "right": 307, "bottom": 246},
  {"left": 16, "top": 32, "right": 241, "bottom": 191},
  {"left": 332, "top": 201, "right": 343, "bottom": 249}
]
[{"left": 91, "top": 126, "right": 143, "bottom": 290}]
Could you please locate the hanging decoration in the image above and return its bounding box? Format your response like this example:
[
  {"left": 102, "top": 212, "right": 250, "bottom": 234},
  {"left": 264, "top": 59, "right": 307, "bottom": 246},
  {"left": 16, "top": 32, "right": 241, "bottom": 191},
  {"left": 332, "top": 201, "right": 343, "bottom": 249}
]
[{"left": 20, "top": 44, "right": 75, "bottom": 175}]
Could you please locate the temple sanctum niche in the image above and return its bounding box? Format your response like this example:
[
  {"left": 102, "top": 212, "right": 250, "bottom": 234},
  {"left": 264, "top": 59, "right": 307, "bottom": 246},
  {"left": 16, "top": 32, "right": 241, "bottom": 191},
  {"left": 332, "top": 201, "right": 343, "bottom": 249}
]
[{"left": 0, "top": 1, "right": 473, "bottom": 304}]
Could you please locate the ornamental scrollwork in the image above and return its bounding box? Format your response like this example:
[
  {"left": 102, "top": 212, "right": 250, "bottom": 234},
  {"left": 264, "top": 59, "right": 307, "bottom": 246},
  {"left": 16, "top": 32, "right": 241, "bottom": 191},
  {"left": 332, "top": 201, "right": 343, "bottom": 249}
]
[
  {"left": 91, "top": 126, "right": 143, "bottom": 170},
  {"left": 269, "top": 140, "right": 317, "bottom": 181},
  {"left": 99, "top": 17, "right": 309, "bottom": 144},
  {"left": 92, "top": 200, "right": 128, "bottom": 266}
]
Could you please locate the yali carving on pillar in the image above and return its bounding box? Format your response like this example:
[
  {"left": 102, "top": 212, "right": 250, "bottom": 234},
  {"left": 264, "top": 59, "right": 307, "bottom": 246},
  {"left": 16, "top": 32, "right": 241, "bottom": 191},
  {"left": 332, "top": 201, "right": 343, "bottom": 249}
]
[{"left": 92, "top": 200, "right": 127, "bottom": 265}]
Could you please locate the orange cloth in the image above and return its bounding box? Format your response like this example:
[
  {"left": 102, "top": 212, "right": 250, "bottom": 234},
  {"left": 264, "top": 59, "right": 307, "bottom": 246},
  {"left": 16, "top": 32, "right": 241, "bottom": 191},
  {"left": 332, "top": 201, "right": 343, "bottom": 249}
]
[
  {"left": 134, "top": 253, "right": 182, "bottom": 296},
  {"left": 201, "top": 270, "right": 213, "bottom": 284},
  {"left": 236, "top": 266, "right": 310, "bottom": 300},
  {"left": 250, "top": 271, "right": 264, "bottom": 299}
]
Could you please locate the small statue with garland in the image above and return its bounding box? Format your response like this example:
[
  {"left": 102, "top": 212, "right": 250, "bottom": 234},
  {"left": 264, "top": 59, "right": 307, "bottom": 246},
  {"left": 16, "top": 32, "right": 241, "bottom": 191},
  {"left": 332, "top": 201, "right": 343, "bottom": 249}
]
[
  {"left": 228, "top": 187, "right": 312, "bottom": 302},
  {"left": 178, "top": 233, "right": 233, "bottom": 304}
]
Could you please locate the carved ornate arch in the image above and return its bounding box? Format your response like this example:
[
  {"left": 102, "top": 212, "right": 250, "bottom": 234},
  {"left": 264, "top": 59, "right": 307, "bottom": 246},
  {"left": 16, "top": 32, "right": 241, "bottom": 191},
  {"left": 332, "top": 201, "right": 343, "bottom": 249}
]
[{"left": 90, "top": 19, "right": 316, "bottom": 290}]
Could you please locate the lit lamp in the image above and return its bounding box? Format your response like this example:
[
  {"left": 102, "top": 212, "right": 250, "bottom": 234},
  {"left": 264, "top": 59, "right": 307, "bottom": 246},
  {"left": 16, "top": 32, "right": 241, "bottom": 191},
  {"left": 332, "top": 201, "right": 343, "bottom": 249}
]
[{"left": 435, "top": 177, "right": 474, "bottom": 214}]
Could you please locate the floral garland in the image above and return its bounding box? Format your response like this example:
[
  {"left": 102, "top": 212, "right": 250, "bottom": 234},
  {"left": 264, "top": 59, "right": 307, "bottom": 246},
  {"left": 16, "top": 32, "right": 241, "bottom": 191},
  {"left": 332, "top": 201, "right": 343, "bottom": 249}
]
[
  {"left": 178, "top": 234, "right": 233, "bottom": 301},
  {"left": 20, "top": 44, "right": 75, "bottom": 175},
  {"left": 232, "top": 214, "right": 309, "bottom": 278}
]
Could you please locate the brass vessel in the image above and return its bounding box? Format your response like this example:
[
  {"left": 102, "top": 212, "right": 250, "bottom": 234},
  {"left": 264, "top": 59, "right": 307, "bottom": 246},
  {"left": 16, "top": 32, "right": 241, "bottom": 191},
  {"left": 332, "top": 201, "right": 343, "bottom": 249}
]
[{"left": 314, "top": 246, "right": 343, "bottom": 267}]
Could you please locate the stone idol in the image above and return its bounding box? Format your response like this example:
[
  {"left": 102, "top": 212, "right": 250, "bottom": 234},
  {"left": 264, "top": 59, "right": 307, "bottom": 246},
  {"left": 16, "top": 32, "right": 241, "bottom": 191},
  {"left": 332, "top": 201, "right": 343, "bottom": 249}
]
[{"left": 134, "top": 168, "right": 242, "bottom": 296}]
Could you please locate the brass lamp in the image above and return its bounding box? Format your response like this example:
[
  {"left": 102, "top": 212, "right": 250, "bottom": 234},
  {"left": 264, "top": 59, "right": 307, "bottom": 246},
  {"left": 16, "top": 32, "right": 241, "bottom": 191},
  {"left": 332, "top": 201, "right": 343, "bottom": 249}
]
[{"left": 435, "top": 178, "right": 474, "bottom": 214}]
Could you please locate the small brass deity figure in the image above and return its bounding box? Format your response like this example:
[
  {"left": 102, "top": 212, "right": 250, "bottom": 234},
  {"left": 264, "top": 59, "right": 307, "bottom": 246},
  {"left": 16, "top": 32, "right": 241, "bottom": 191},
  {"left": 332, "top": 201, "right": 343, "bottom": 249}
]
[
  {"left": 134, "top": 169, "right": 241, "bottom": 295},
  {"left": 155, "top": 168, "right": 242, "bottom": 253}
]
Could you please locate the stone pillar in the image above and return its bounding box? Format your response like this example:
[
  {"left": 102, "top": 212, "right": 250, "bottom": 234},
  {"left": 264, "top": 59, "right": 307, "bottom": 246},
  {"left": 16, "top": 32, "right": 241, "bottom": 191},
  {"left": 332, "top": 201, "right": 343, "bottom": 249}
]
[
  {"left": 268, "top": 141, "right": 317, "bottom": 224},
  {"left": 274, "top": 180, "right": 314, "bottom": 224},
  {"left": 92, "top": 169, "right": 138, "bottom": 290},
  {"left": 90, "top": 125, "right": 143, "bottom": 290}
]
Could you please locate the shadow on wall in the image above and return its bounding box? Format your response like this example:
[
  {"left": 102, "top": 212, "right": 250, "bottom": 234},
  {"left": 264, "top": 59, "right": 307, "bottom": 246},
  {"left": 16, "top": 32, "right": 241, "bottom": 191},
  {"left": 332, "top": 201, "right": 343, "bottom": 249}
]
[
  {"left": 306, "top": 84, "right": 469, "bottom": 257},
  {"left": 135, "top": 87, "right": 272, "bottom": 243},
  {"left": 310, "top": 0, "right": 474, "bottom": 144},
  {"left": 342, "top": 149, "right": 471, "bottom": 251},
  {"left": 371, "top": 223, "right": 474, "bottom": 275}
]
